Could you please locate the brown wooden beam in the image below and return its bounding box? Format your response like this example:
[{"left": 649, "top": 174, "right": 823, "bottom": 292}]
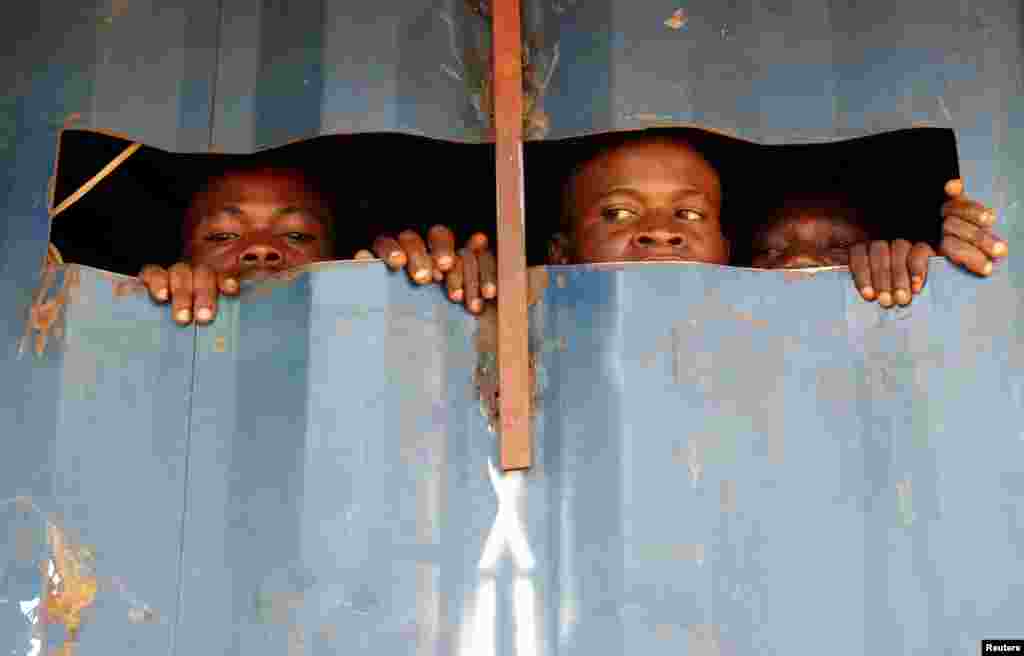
[{"left": 491, "top": 0, "right": 532, "bottom": 471}]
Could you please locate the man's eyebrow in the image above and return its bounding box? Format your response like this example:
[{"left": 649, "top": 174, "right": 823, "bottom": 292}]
[{"left": 273, "top": 205, "right": 324, "bottom": 222}]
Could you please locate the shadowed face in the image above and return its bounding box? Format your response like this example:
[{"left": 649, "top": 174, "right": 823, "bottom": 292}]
[
  {"left": 563, "top": 138, "right": 730, "bottom": 265},
  {"left": 183, "top": 168, "right": 333, "bottom": 278},
  {"left": 751, "top": 197, "right": 871, "bottom": 269}
]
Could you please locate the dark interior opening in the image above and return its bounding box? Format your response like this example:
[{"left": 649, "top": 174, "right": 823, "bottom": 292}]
[
  {"left": 52, "top": 126, "right": 958, "bottom": 275},
  {"left": 50, "top": 131, "right": 497, "bottom": 276},
  {"left": 523, "top": 127, "right": 960, "bottom": 266}
]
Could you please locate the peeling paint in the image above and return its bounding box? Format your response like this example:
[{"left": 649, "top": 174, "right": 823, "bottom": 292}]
[
  {"left": 240, "top": 269, "right": 305, "bottom": 300},
  {"left": 897, "top": 478, "right": 915, "bottom": 527},
  {"left": 720, "top": 479, "right": 736, "bottom": 513},
  {"left": 688, "top": 623, "right": 722, "bottom": 656},
  {"left": 527, "top": 267, "right": 549, "bottom": 307},
  {"left": 20, "top": 264, "right": 81, "bottom": 357},
  {"left": 733, "top": 310, "right": 768, "bottom": 328},
  {"left": 474, "top": 306, "right": 540, "bottom": 430},
  {"left": 555, "top": 273, "right": 567, "bottom": 288},
  {"left": 665, "top": 8, "right": 688, "bottom": 30}
]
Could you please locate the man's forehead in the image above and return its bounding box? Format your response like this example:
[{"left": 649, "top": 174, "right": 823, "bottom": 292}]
[
  {"left": 575, "top": 140, "right": 719, "bottom": 193},
  {"left": 192, "top": 169, "right": 326, "bottom": 209}
]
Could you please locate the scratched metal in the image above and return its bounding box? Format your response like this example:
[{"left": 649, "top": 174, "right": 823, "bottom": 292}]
[
  {"left": 538, "top": 0, "right": 1024, "bottom": 257},
  {"left": 211, "top": 0, "right": 492, "bottom": 151},
  {"left": 173, "top": 261, "right": 544, "bottom": 655},
  {"left": 3, "top": 261, "right": 1022, "bottom": 654},
  {"left": 0, "top": 265, "right": 193, "bottom": 655},
  {"left": 532, "top": 260, "right": 1024, "bottom": 655}
]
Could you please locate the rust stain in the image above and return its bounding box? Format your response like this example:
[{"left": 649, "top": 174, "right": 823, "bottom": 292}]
[
  {"left": 23, "top": 264, "right": 80, "bottom": 357},
  {"left": 43, "top": 522, "right": 99, "bottom": 649},
  {"left": 474, "top": 306, "right": 539, "bottom": 430},
  {"left": 527, "top": 268, "right": 549, "bottom": 307},
  {"left": 665, "top": 8, "right": 688, "bottom": 30},
  {"left": 62, "top": 113, "right": 82, "bottom": 130},
  {"left": 214, "top": 336, "right": 227, "bottom": 353},
  {"left": 733, "top": 310, "right": 768, "bottom": 328}
]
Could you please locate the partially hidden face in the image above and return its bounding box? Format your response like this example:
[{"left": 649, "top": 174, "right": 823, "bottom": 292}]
[
  {"left": 183, "top": 168, "right": 334, "bottom": 278},
  {"left": 564, "top": 138, "right": 731, "bottom": 265},
  {"left": 751, "top": 197, "right": 871, "bottom": 269}
]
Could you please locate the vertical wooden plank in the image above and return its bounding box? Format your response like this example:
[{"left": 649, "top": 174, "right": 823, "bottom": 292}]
[{"left": 491, "top": 0, "right": 532, "bottom": 471}]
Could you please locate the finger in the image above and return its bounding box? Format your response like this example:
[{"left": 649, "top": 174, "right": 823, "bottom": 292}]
[
  {"left": 941, "top": 234, "right": 993, "bottom": 276},
  {"left": 447, "top": 254, "right": 465, "bottom": 303},
  {"left": 427, "top": 225, "right": 456, "bottom": 272},
  {"left": 139, "top": 265, "right": 170, "bottom": 303},
  {"left": 890, "top": 240, "right": 913, "bottom": 305},
  {"left": 944, "top": 178, "right": 964, "bottom": 198},
  {"left": 353, "top": 249, "right": 375, "bottom": 260},
  {"left": 397, "top": 230, "right": 433, "bottom": 284},
  {"left": 433, "top": 268, "right": 444, "bottom": 282},
  {"left": 849, "top": 242, "right": 874, "bottom": 300},
  {"left": 942, "top": 216, "right": 1007, "bottom": 259},
  {"left": 467, "top": 232, "right": 489, "bottom": 254},
  {"left": 191, "top": 264, "right": 218, "bottom": 324},
  {"left": 869, "top": 241, "right": 893, "bottom": 307},
  {"left": 908, "top": 242, "right": 935, "bottom": 294},
  {"left": 372, "top": 235, "right": 407, "bottom": 270},
  {"left": 168, "top": 263, "right": 194, "bottom": 324},
  {"left": 942, "top": 198, "right": 997, "bottom": 228},
  {"left": 460, "top": 248, "right": 482, "bottom": 314},
  {"left": 478, "top": 250, "right": 497, "bottom": 299},
  {"left": 217, "top": 270, "right": 240, "bottom": 297}
]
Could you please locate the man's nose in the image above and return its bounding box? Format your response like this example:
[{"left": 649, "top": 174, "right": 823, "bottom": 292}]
[
  {"left": 238, "top": 244, "right": 284, "bottom": 268},
  {"left": 631, "top": 225, "right": 685, "bottom": 249}
]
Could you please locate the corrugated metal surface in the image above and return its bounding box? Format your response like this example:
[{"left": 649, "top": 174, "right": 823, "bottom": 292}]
[{"left": 3, "top": 261, "right": 1021, "bottom": 654}]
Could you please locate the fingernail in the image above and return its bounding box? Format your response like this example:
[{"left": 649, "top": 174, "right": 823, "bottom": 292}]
[
  {"left": 224, "top": 278, "right": 238, "bottom": 291},
  {"left": 196, "top": 308, "right": 212, "bottom": 322},
  {"left": 878, "top": 291, "right": 892, "bottom": 307},
  {"left": 993, "top": 242, "right": 1007, "bottom": 256},
  {"left": 469, "top": 299, "right": 483, "bottom": 313},
  {"left": 482, "top": 283, "right": 497, "bottom": 298},
  {"left": 861, "top": 286, "right": 875, "bottom": 299},
  {"left": 176, "top": 309, "right": 191, "bottom": 323},
  {"left": 450, "top": 289, "right": 464, "bottom": 302},
  {"left": 984, "top": 261, "right": 993, "bottom": 275},
  {"left": 156, "top": 288, "right": 169, "bottom": 301},
  {"left": 413, "top": 269, "right": 431, "bottom": 284},
  {"left": 911, "top": 276, "right": 923, "bottom": 292},
  {"left": 894, "top": 289, "right": 910, "bottom": 305},
  {"left": 437, "top": 255, "right": 453, "bottom": 270}
]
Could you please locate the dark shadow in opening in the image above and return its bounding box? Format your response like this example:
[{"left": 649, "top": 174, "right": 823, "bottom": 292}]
[
  {"left": 523, "top": 127, "right": 960, "bottom": 266},
  {"left": 50, "top": 130, "right": 497, "bottom": 276}
]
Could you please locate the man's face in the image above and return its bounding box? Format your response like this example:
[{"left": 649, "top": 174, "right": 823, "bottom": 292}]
[
  {"left": 566, "top": 139, "right": 730, "bottom": 265},
  {"left": 183, "top": 169, "right": 333, "bottom": 278},
  {"left": 751, "top": 199, "right": 870, "bottom": 269}
]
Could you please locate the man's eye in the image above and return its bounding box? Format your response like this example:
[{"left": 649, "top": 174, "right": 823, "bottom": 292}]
[
  {"left": 601, "top": 208, "right": 638, "bottom": 223},
  {"left": 285, "top": 232, "right": 316, "bottom": 242},
  {"left": 675, "top": 209, "right": 704, "bottom": 222},
  {"left": 205, "top": 232, "right": 238, "bottom": 242}
]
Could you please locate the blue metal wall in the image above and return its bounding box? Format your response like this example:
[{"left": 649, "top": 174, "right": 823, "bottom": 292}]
[{"left": 1, "top": 1, "right": 1022, "bottom": 654}]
